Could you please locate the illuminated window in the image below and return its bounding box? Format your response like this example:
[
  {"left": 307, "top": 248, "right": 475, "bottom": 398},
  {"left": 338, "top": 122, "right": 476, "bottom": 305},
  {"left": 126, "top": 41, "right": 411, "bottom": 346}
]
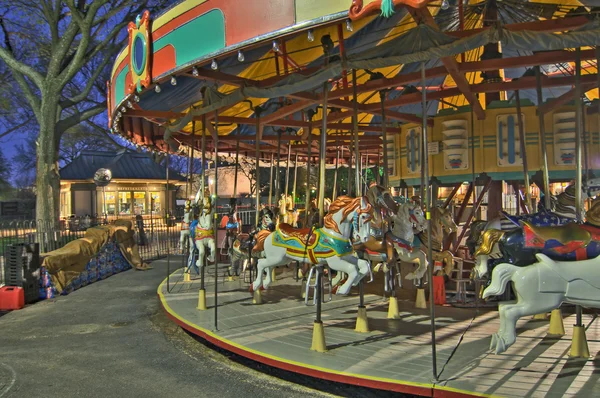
[
  {"left": 105, "top": 192, "right": 116, "bottom": 215},
  {"left": 133, "top": 191, "right": 146, "bottom": 214},
  {"left": 118, "top": 192, "right": 132, "bottom": 215},
  {"left": 150, "top": 192, "right": 161, "bottom": 213}
]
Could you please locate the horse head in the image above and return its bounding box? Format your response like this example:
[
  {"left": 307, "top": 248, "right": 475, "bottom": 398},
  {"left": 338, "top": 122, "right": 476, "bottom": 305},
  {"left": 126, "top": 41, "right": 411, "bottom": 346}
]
[
  {"left": 436, "top": 207, "right": 458, "bottom": 235},
  {"left": 585, "top": 177, "right": 600, "bottom": 199},
  {"left": 324, "top": 196, "right": 372, "bottom": 241},
  {"left": 466, "top": 220, "right": 488, "bottom": 256}
]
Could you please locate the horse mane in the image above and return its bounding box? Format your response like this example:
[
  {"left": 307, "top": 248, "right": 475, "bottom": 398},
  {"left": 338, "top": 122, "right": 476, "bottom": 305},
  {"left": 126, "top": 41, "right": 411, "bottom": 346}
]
[{"left": 324, "top": 196, "right": 371, "bottom": 234}]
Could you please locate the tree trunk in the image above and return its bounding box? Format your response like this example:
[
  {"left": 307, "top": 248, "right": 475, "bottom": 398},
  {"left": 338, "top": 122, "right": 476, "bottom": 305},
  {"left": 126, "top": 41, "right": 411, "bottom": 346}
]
[{"left": 36, "top": 94, "right": 61, "bottom": 229}]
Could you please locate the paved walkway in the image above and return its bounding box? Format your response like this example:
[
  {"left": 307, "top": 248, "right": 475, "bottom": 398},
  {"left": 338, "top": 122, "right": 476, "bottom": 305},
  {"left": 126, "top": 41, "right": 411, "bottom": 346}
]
[{"left": 0, "top": 260, "right": 345, "bottom": 398}]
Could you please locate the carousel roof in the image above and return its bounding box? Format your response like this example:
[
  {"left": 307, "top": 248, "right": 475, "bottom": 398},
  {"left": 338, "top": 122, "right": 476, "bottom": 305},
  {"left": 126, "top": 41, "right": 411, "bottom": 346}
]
[{"left": 110, "top": 0, "right": 600, "bottom": 163}]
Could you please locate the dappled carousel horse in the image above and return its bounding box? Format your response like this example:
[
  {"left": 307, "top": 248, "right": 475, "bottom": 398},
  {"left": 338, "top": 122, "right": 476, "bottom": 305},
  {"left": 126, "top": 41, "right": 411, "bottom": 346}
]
[
  {"left": 416, "top": 205, "right": 459, "bottom": 277},
  {"left": 354, "top": 198, "right": 428, "bottom": 295},
  {"left": 229, "top": 207, "right": 275, "bottom": 277},
  {"left": 187, "top": 193, "right": 215, "bottom": 274},
  {"left": 251, "top": 196, "right": 373, "bottom": 295}
]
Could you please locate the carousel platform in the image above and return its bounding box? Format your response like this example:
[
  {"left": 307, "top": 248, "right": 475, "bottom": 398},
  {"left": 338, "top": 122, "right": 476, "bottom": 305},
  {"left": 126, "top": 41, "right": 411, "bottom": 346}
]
[{"left": 158, "top": 258, "right": 600, "bottom": 398}]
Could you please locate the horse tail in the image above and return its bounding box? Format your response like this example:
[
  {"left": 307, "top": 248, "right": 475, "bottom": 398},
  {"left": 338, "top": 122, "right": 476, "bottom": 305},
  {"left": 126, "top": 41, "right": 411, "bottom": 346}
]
[
  {"left": 252, "top": 230, "right": 271, "bottom": 253},
  {"left": 483, "top": 263, "right": 519, "bottom": 299}
]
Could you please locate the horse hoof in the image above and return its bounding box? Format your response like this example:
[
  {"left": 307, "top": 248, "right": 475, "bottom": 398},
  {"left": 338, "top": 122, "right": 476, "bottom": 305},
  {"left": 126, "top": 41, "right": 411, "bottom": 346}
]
[{"left": 490, "top": 334, "right": 497, "bottom": 351}]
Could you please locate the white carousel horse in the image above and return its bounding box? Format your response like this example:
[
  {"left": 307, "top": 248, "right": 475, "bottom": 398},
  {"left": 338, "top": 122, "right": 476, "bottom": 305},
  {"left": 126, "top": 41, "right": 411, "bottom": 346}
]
[
  {"left": 251, "top": 196, "right": 373, "bottom": 295},
  {"left": 483, "top": 253, "right": 600, "bottom": 354},
  {"left": 187, "top": 195, "right": 216, "bottom": 272},
  {"left": 179, "top": 201, "right": 193, "bottom": 253}
]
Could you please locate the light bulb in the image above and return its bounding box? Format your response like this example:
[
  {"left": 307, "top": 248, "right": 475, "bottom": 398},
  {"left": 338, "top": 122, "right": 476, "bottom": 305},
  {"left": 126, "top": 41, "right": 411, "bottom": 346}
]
[
  {"left": 441, "top": 0, "right": 449, "bottom": 10},
  {"left": 170, "top": 76, "right": 177, "bottom": 85},
  {"left": 117, "top": 111, "right": 122, "bottom": 118},
  {"left": 346, "top": 19, "right": 353, "bottom": 32},
  {"left": 133, "top": 95, "right": 140, "bottom": 102},
  {"left": 307, "top": 29, "right": 314, "bottom": 42},
  {"left": 126, "top": 101, "right": 133, "bottom": 109},
  {"left": 120, "top": 106, "right": 126, "bottom": 113},
  {"left": 211, "top": 59, "right": 218, "bottom": 70},
  {"left": 155, "top": 84, "right": 161, "bottom": 93},
  {"left": 192, "top": 67, "right": 199, "bottom": 77},
  {"left": 237, "top": 50, "right": 245, "bottom": 62},
  {"left": 272, "top": 40, "right": 280, "bottom": 53}
]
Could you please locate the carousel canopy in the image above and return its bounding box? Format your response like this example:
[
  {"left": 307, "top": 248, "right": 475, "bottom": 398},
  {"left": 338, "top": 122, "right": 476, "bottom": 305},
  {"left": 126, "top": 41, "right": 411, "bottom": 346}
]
[{"left": 109, "top": 0, "right": 600, "bottom": 164}]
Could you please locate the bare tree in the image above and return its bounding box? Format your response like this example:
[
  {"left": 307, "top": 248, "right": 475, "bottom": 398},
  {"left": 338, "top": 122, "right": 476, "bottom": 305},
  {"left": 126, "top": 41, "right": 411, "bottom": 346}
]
[{"left": 0, "top": 0, "right": 173, "bottom": 225}]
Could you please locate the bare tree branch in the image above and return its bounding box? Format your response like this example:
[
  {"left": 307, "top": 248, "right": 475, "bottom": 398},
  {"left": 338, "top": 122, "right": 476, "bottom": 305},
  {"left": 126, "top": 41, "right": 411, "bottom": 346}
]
[
  {"left": 57, "top": 103, "right": 105, "bottom": 131},
  {"left": 0, "top": 115, "right": 33, "bottom": 139},
  {"left": 0, "top": 16, "right": 44, "bottom": 88}
]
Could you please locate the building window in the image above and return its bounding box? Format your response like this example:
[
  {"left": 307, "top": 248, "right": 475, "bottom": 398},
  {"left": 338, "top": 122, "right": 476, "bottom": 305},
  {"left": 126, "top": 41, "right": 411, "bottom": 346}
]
[
  {"left": 133, "top": 191, "right": 146, "bottom": 215},
  {"left": 105, "top": 192, "right": 116, "bottom": 216},
  {"left": 151, "top": 192, "right": 161, "bottom": 214},
  {"left": 118, "top": 192, "right": 132, "bottom": 215}
]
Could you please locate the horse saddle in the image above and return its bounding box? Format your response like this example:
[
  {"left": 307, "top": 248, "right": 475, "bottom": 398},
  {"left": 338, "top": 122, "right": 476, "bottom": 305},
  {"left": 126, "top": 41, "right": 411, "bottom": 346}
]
[
  {"left": 277, "top": 223, "right": 317, "bottom": 246},
  {"left": 522, "top": 221, "right": 599, "bottom": 254}
]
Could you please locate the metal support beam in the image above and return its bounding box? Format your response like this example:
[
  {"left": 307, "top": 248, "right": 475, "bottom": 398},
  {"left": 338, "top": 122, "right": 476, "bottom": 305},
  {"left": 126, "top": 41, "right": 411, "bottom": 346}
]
[
  {"left": 318, "top": 83, "right": 329, "bottom": 225},
  {"left": 453, "top": 178, "right": 493, "bottom": 253}
]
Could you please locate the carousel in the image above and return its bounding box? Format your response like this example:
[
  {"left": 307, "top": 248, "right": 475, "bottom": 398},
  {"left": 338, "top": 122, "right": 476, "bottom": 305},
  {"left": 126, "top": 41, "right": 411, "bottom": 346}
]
[{"left": 107, "top": 0, "right": 600, "bottom": 396}]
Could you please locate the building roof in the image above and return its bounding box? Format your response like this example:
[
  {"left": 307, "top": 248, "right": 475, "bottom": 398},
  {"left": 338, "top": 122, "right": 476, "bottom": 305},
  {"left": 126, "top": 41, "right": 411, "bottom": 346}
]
[{"left": 60, "top": 150, "right": 186, "bottom": 182}]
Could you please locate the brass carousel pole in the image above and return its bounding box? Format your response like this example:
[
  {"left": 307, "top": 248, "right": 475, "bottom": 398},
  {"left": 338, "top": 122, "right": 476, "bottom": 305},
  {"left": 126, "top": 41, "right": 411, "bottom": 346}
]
[
  {"left": 352, "top": 69, "right": 360, "bottom": 197},
  {"left": 166, "top": 149, "right": 171, "bottom": 292},
  {"left": 318, "top": 93, "right": 328, "bottom": 225},
  {"left": 304, "top": 121, "right": 313, "bottom": 226},
  {"left": 213, "top": 111, "right": 220, "bottom": 330},
  {"left": 199, "top": 115, "right": 207, "bottom": 298},
  {"left": 381, "top": 92, "right": 389, "bottom": 189},
  {"left": 285, "top": 141, "right": 292, "bottom": 198},
  {"left": 275, "top": 129, "right": 282, "bottom": 203},
  {"left": 535, "top": 67, "right": 551, "bottom": 209},
  {"left": 573, "top": 49, "right": 587, "bottom": 357},
  {"left": 292, "top": 152, "right": 299, "bottom": 205},
  {"left": 332, "top": 141, "right": 339, "bottom": 201},
  {"left": 233, "top": 126, "right": 240, "bottom": 198},
  {"left": 422, "top": 61, "right": 438, "bottom": 380},
  {"left": 347, "top": 142, "right": 352, "bottom": 195},
  {"left": 255, "top": 118, "right": 262, "bottom": 226},
  {"left": 268, "top": 153, "right": 274, "bottom": 208}
]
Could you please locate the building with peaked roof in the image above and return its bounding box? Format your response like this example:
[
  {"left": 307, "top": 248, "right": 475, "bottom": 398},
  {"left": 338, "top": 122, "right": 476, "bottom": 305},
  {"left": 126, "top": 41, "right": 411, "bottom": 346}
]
[{"left": 59, "top": 150, "right": 186, "bottom": 218}]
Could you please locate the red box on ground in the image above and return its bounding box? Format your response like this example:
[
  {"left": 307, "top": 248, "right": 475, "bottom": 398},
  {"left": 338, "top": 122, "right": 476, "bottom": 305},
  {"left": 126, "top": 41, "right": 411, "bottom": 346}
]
[{"left": 0, "top": 286, "right": 25, "bottom": 310}]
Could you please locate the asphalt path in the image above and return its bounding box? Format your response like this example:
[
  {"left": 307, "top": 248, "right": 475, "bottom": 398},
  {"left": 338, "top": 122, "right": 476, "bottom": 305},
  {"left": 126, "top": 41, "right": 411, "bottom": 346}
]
[{"left": 0, "top": 261, "right": 340, "bottom": 398}]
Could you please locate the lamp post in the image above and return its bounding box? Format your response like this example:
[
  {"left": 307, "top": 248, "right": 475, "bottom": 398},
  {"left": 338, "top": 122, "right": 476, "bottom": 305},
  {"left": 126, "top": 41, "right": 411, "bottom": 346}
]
[{"left": 93, "top": 168, "right": 112, "bottom": 224}]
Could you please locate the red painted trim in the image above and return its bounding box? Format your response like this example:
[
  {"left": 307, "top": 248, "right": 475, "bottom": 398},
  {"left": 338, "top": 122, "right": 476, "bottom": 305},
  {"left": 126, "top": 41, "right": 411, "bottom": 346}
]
[{"left": 153, "top": 44, "right": 177, "bottom": 77}]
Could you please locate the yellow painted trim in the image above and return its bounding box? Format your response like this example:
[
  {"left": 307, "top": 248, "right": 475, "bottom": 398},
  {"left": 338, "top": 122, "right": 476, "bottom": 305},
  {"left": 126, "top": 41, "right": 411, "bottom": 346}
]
[
  {"left": 152, "top": 0, "right": 208, "bottom": 31},
  {"left": 111, "top": 48, "right": 128, "bottom": 77},
  {"left": 157, "top": 272, "right": 434, "bottom": 391}
]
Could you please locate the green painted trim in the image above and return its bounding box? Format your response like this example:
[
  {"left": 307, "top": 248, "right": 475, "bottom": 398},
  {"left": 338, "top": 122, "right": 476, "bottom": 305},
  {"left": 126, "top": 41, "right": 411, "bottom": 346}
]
[
  {"left": 115, "top": 66, "right": 129, "bottom": 109},
  {"left": 154, "top": 9, "right": 225, "bottom": 67}
]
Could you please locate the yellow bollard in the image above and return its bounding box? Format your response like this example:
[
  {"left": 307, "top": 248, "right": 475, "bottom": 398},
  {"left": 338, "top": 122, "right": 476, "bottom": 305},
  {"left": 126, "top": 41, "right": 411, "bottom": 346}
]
[
  {"left": 569, "top": 325, "right": 590, "bottom": 358},
  {"left": 387, "top": 297, "right": 400, "bottom": 319},
  {"left": 547, "top": 309, "right": 565, "bottom": 337},
  {"left": 533, "top": 313, "right": 548, "bottom": 320},
  {"left": 252, "top": 289, "right": 262, "bottom": 305},
  {"left": 183, "top": 272, "right": 192, "bottom": 283},
  {"left": 196, "top": 289, "right": 207, "bottom": 310},
  {"left": 355, "top": 306, "right": 370, "bottom": 333},
  {"left": 310, "top": 320, "right": 327, "bottom": 352},
  {"left": 415, "top": 288, "right": 427, "bottom": 309}
]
